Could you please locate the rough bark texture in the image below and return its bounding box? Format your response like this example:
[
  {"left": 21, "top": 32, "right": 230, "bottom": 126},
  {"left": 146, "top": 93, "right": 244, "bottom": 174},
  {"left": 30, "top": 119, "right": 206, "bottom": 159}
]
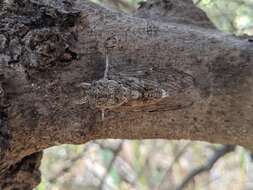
[
  {"left": 0, "top": 0, "right": 253, "bottom": 189},
  {"left": 135, "top": 0, "right": 215, "bottom": 28}
]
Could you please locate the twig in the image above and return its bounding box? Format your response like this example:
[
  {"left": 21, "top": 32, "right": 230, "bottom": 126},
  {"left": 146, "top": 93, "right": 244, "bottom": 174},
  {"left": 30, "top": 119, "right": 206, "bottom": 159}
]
[
  {"left": 194, "top": 0, "right": 202, "bottom": 6},
  {"left": 48, "top": 146, "right": 89, "bottom": 183},
  {"left": 175, "top": 144, "right": 236, "bottom": 190},
  {"left": 98, "top": 141, "right": 124, "bottom": 190},
  {"left": 155, "top": 142, "right": 192, "bottom": 190}
]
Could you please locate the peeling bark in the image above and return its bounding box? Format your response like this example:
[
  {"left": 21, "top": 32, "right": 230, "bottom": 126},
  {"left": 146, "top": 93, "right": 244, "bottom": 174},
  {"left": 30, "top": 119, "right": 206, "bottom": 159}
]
[{"left": 0, "top": 0, "right": 253, "bottom": 189}]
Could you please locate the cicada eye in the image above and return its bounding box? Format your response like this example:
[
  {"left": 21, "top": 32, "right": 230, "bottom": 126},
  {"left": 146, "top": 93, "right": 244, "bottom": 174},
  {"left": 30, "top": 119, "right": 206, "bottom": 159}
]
[{"left": 130, "top": 90, "right": 142, "bottom": 99}]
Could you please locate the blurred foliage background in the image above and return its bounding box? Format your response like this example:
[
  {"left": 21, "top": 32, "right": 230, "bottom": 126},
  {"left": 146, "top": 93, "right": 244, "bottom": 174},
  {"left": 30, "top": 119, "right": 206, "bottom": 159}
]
[
  {"left": 195, "top": 0, "right": 253, "bottom": 35},
  {"left": 36, "top": 0, "right": 253, "bottom": 189}
]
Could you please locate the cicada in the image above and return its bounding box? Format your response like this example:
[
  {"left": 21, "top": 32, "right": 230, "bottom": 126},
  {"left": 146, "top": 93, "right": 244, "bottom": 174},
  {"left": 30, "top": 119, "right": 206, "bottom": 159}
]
[{"left": 78, "top": 65, "right": 195, "bottom": 114}]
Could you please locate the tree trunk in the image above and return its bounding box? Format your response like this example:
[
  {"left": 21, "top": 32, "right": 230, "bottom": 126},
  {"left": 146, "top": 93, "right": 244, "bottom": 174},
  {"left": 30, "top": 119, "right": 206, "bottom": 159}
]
[{"left": 0, "top": 0, "right": 253, "bottom": 189}]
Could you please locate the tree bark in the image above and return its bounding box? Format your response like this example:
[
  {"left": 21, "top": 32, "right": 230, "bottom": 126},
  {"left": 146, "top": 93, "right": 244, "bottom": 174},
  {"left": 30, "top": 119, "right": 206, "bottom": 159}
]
[{"left": 0, "top": 0, "right": 253, "bottom": 189}]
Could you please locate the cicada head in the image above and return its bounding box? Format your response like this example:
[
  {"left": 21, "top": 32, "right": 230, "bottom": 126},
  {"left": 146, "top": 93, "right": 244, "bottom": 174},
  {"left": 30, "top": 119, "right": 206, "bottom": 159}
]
[{"left": 87, "top": 79, "right": 128, "bottom": 109}]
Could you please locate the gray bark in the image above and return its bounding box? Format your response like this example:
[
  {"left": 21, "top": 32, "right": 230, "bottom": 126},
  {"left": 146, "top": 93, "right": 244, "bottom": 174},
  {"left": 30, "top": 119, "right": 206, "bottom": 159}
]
[{"left": 0, "top": 0, "right": 253, "bottom": 189}]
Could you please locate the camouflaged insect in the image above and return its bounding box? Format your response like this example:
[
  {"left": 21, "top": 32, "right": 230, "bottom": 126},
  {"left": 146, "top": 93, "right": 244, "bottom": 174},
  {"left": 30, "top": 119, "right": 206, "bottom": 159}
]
[
  {"left": 78, "top": 78, "right": 142, "bottom": 109},
  {"left": 77, "top": 77, "right": 173, "bottom": 112}
]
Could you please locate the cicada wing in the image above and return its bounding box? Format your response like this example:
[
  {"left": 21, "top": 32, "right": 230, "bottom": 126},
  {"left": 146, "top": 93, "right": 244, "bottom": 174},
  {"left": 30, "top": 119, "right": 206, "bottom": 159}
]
[
  {"left": 115, "top": 89, "right": 194, "bottom": 113},
  {"left": 112, "top": 66, "right": 194, "bottom": 91},
  {"left": 110, "top": 64, "right": 195, "bottom": 112}
]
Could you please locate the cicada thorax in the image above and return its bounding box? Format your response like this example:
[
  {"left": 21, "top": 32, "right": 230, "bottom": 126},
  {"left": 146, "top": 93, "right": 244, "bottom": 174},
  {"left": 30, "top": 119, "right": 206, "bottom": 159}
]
[{"left": 86, "top": 78, "right": 129, "bottom": 110}]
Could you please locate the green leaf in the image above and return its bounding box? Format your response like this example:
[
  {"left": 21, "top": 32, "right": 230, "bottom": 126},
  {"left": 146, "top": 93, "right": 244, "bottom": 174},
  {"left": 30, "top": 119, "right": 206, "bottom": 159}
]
[
  {"left": 35, "top": 182, "right": 46, "bottom": 190},
  {"left": 110, "top": 167, "right": 121, "bottom": 185}
]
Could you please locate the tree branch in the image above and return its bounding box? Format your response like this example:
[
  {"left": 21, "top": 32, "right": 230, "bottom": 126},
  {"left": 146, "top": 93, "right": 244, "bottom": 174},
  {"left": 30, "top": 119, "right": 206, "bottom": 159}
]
[
  {"left": 155, "top": 142, "right": 192, "bottom": 190},
  {"left": 175, "top": 145, "right": 236, "bottom": 190},
  {"left": 98, "top": 141, "right": 124, "bottom": 189},
  {"left": 0, "top": 0, "right": 253, "bottom": 188},
  {"left": 48, "top": 146, "right": 89, "bottom": 183},
  {"left": 135, "top": 0, "right": 215, "bottom": 28}
]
